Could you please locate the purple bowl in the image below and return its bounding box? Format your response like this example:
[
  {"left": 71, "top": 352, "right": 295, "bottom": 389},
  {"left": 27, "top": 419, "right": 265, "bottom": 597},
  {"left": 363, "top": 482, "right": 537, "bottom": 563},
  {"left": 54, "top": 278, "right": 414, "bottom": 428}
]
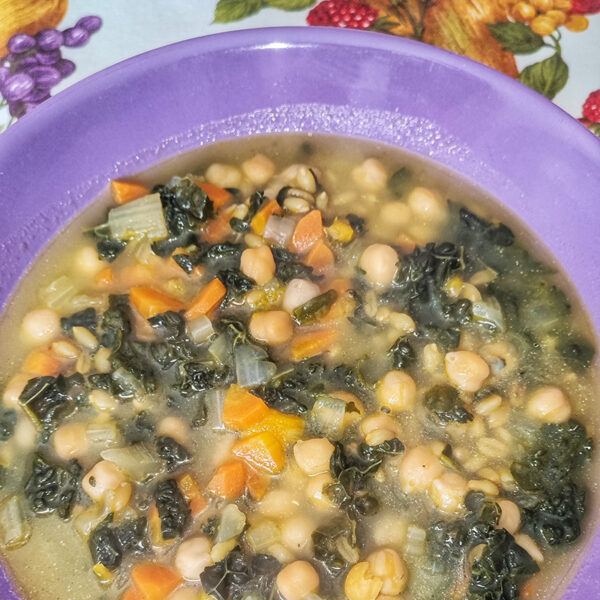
[{"left": 0, "top": 27, "right": 599, "bottom": 599}]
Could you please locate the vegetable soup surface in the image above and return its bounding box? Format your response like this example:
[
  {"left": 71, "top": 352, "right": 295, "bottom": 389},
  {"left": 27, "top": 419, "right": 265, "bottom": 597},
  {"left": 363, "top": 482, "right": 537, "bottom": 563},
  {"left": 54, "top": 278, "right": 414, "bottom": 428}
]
[{"left": 0, "top": 136, "right": 597, "bottom": 600}]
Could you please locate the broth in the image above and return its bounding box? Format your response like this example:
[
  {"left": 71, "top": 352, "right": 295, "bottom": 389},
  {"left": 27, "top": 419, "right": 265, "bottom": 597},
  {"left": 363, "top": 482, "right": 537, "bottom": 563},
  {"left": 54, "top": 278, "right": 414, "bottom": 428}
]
[{"left": 0, "top": 135, "right": 596, "bottom": 600}]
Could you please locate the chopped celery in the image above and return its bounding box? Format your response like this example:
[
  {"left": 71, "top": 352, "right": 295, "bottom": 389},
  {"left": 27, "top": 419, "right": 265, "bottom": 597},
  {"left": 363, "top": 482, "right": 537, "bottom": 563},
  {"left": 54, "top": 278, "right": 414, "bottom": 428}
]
[
  {"left": 86, "top": 421, "right": 119, "bottom": 445},
  {"left": 100, "top": 442, "right": 161, "bottom": 482},
  {"left": 39, "top": 275, "right": 79, "bottom": 310},
  {"left": 0, "top": 496, "right": 31, "bottom": 549},
  {"left": 215, "top": 504, "right": 246, "bottom": 543},
  {"left": 187, "top": 315, "right": 215, "bottom": 343},
  {"left": 310, "top": 394, "right": 347, "bottom": 440},
  {"left": 405, "top": 524, "right": 426, "bottom": 557},
  {"left": 107, "top": 193, "right": 167, "bottom": 241},
  {"left": 246, "top": 520, "right": 280, "bottom": 552}
]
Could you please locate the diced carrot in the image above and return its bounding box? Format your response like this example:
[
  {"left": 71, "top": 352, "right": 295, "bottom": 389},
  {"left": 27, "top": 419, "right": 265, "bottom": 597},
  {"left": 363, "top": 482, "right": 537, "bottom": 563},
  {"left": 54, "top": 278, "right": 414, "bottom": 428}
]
[
  {"left": 121, "top": 587, "right": 144, "bottom": 600},
  {"left": 291, "top": 327, "right": 338, "bottom": 361},
  {"left": 203, "top": 210, "right": 233, "bottom": 244},
  {"left": 184, "top": 278, "right": 226, "bottom": 320},
  {"left": 177, "top": 473, "right": 208, "bottom": 517},
  {"left": 130, "top": 563, "right": 182, "bottom": 600},
  {"left": 207, "top": 460, "right": 247, "bottom": 499},
  {"left": 291, "top": 210, "right": 324, "bottom": 254},
  {"left": 110, "top": 180, "right": 150, "bottom": 205},
  {"left": 303, "top": 239, "right": 334, "bottom": 274},
  {"left": 251, "top": 199, "right": 283, "bottom": 235},
  {"left": 196, "top": 181, "right": 233, "bottom": 210},
  {"left": 232, "top": 431, "right": 285, "bottom": 475},
  {"left": 246, "top": 468, "right": 271, "bottom": 501},
  {"left": 222, "top": 384, "right": 270, "bottom": 431},
  {"left": 245, "top": 409, "right": 305, "bottom": 446},
  {"left": 148, "top": 503, "right": 175, "bottom": 547},
  {"left": 23, "top": 349, "right": 62, "bottom": 377},
  {"left": 130, "top": 286, "right": 186, "bottom": 319},
  {"left": 94, "top": 267, "right": 114, "bottom": 287}
]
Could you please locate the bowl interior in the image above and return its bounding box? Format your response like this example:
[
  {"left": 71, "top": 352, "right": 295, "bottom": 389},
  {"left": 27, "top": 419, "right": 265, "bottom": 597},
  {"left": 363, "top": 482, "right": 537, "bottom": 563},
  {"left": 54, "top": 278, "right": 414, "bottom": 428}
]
[{"left": 0, "top": 27, "right": 599, "bottom": 600}]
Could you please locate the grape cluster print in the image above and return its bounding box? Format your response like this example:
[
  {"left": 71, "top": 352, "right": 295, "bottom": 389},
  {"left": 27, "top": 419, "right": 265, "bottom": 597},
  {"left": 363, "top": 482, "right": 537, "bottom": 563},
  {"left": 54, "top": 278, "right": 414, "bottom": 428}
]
[{"left": 0, "top": 15, "right": 102, "bottom": 125}]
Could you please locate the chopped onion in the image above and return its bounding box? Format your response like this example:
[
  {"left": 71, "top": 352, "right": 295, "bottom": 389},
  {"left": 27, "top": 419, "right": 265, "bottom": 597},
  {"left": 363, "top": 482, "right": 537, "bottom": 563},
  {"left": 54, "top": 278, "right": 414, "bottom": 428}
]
[
  {"left": 246, "top": 520, "right": 280, "bottom": 552},
  {"left": 86, "top": 422, "right": 119, "bottom": 445},
  {"left": 263, "top": 215, "right": 295, "bottom": 247},
  {"left": 187, "top": 315, "right": 215, "bottom": 344},
  {"left": 111, "top": 368, "right": 143, "bottom": 399},
  {"left": 107, "top": 193, "right": 167, "bottom": 241},
  {"left": 206, "top": 388, "right": 227, "bottom": 430},
  {"left": 73, "top": 503, "right": 109, "bottom": 538},
  {"left": 216, "top": 504, "right": 246, "bottom": 543},
  {"left": 0, "top": 496, "right": 30, "bottom": 549},
  {"left": 101, "top": 442, "right": 161, "bottom": 482},
  {"left": 310, "top": 394, "right": 347, "bottom": 440},
  {"left": 39, "top": 275, "right": 79, "bottom": 310},
  {"left": 472, "top": 297, "right": 504, "bottom": 331},
  {"left": 405, "top": 525, "right": 426, "bottom": 557},
  {"left": 209, "top": 333, "right": 233, "bottom": 365},
  {"left": 235, "top": 344, "right": 276, "bottom": 388}
]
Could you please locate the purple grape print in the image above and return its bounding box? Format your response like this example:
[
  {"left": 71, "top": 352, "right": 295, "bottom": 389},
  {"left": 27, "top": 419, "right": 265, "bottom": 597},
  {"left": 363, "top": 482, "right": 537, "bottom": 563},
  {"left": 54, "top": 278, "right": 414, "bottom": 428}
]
[{"left": 0, "top": 15, "right": 102, "bottom": 130}]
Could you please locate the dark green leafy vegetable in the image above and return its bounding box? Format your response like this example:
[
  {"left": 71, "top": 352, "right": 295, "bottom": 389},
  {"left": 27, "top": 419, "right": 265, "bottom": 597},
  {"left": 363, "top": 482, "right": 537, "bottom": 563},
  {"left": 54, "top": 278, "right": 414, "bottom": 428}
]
[
  {"left": 200, "top": 548, "right": 280, "bottom": 600},
  {"left": 95, "top": 237, "right": 127, "bottom": 262},
  {"left": 148, "top": 311, "right": 186, "bottom": 341},
  {"left": 229, "top": 191, "right": 264, "bottom": 233},
  {"left": 217, "top": 268, "right": 255, "bottom": 303},
  {"left": 0, "top": 408, "right": 17, "bottom": 441},
  {"left": 292, "top": 289, "right": 338, "bottom": 324},
  {"left": 388, "top": 338, "right": 416, "bottom": 370},
  {"left": 313, "top": 516, "right": 358, "bottom": 576},
  {"left": 558, "top": 338, "right": 595, "bottom": 372},
  {"left": 388, "top": 167, "right": 412, "bottom": 196},
  {"left": 154, "top": 478, "right": 190, "bottom": 540},
  {"left": 121, "top": 411, "right": 156, "bottom": 444},
  {"left": 24, "top": 455, "right": 82, "bottom": 519},
  {"left": 89, "top": 516, "right": 150, "bottom": 570},
  {"left": 61, "top": 307, "right": 98, "bottom": 334},
  {"left": 271, "top": 247, "right": 318, "bottom": 283},
  {"left": 346, "top": 213, "right": 366, "bottom": 236},
  {"left": 424, "top": 385, "right": 473, "bottom": 424},
  {"left": 156, "top": 436, "right": 191, "bottom": 472}
]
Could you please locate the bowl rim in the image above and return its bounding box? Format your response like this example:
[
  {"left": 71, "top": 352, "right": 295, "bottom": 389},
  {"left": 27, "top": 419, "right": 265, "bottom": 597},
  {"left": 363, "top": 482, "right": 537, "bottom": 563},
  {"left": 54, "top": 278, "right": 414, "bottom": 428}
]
[{"left": 0, "top": 26, "right": 599, "bottom": 600}]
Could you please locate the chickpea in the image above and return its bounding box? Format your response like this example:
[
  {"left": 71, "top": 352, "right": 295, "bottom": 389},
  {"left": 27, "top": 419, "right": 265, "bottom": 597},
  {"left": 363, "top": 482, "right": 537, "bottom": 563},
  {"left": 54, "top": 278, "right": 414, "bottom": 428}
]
[
  {"left": 399, "top": 446, "right": 443, "bottom": 493},
  {"left": 242, "top": 154, "right": 276, "bottom": 186},
  {"left": 249, "top": 311, "right": 294, "bottom": 346},
  {"left": 157, "top": 415, "right": 191, "bottom": 447},
  {"left": 259, "top": 489, "right": 300, "bottom": 519},
  {"left": 444, "top": 351, "right": 490, "bottom": 392},
  {"left": 282, "top": 278, "right": 321, "bottom": 313},
  {"left": 205, "top": 163, "right": 242, "bottom": 188},
  {"left": 276, "top": 560, "right": 320, "bottom": 600},
  {"left": 514, "top": 533, "right": 544, "bottom": 564},
  {"left": 407, "top": 187, "right": 448, "bottom": 227},
  {"left": 280, "top": 515, "right": 315, "bottom": 558},
  {"left": 359, "top": 244, "right": 399, "bottom": 287},
  {"left": 293, "top": 438, "right": 335, "bottom": 476},
  {"left": 53, "top": 423, "right": 88, "bottom": 460},
  {"left": 351, "top": 158, "right": 388, "bottom": 193},
  {"left": 360, "top": 414, "right": 400, "bottom": 439},
  {"left": 21, "top": 308, "right": 61, "bottom": 344},
  {"left": 526, "top": 386, "right": 571, "bottom": 423},
  {"left": 240, "top": 246, "right": 276, "bottom": 286},
  {"left": 82, "top": 460, "right": 128, "bottom": 502},
  {"left": 345, "top": 562, "right": 383, "bottom": 600},
  {"left": 305, "top": 473, "right": 336, "bottom": 510},
  {"left": 329, "top": 390, "right": 365, "bottom": 426},
  {"left": 367, "top": 548, "right": 408, "bottom": 595},
  {"left": 74, "top": 245, "right": 106, "bottom": 277},
  {"left": 377, "top": 370, "right": 416, "bottom": 412},
  {"left": 379, "top": 202, "right": 412, "bottom": 229},
  {"left": 430, "top": 472, "right": 468, "bottom": 513},
  {"left": 175, "top": 536, "right": 212, "bottom": 580},
  {"left": 2, "top": 373, "right": 29, "bottom": 407},
  {"left": 497, "top": 499, "right": 521, "bottom": 535}
]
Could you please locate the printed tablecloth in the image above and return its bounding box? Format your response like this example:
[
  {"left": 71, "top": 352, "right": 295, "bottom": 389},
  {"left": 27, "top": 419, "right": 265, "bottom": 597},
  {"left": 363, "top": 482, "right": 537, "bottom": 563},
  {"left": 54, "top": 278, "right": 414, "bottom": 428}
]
[{"left": 0, "top": 0, "right": 599, "bottom": 133}]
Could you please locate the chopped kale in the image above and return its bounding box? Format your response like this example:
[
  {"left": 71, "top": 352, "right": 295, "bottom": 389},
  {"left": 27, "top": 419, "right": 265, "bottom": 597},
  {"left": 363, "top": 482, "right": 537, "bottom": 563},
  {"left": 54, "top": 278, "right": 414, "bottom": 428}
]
[
  {"left": 156, "top": 436, "right": 191, "bottom": 472},
  {"left": 423, "top": 385, "right": 473, "bottom": 424},
  {"left": 24, "top": 455, "right": 82, "bottom": 519},
  {"left": 100, "top": 295, "right": 132, "bottom": 350},
  {"left": 217, "top": 268, "right": 255, "bottom": 303},
  {"left": 200, "top": 548, "right": 280, "bottom": 600},
  {"left": 388, "top": 167, "right": 412, "bottom": 196},
  {"left": 19, "top": 375, "right": 77, "bottom": 432},
  {"left": 121, "top": 411, "right": 156, "bottom": 444},
  {"left": 154, "top": 478, "right": 190, "bottom": 540},
  {"left": 388, "top": 338, "right": 416, "bottom": 370},
  {"left": 96, "top": 237, "right": 127, "bottom": 262},
  {"left": 89, "top": 516, "right": 150, "bottom": 570},
  {"left": 229, "top": 191, "right": 264, "bottom": 233},
  {"left": 313, "top": 516, "right": 358, "bottom": 576},
  {"left": 0, "top": 408, "right": 17, "bottom": 441},
  {"left": 271, "top": 247, "right": 318, "bottom": 283},
  {"left": 557, "top": 338, "right": 595, "bottom": 372},
  {"left": 61, "top": 307, "right": 98, "bottom": 334},
  {"left": 176, "top": 361, "right": 230, "bottom": 396},
  {"left": 148, "top": 311, "right": 186, "bottom": 341}
]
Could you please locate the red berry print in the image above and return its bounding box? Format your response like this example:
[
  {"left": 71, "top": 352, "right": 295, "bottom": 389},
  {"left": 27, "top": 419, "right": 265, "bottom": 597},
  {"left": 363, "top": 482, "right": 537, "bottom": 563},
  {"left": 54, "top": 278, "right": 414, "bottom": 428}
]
[
  {"left": 570, "top": 0, "right": 600, "bottom": 13},
  {"left": 582, "top": 89, "right": 600, "bottom": 123},
  {"left": 307, "top": 0, "right": 379, "bottom": 29}
]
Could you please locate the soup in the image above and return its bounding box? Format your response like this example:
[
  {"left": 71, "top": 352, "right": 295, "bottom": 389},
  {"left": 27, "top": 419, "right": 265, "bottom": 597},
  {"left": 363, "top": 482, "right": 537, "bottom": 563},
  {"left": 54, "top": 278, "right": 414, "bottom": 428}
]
[{"left": 0, "top": 136, "right": 596, "bottom": 600}]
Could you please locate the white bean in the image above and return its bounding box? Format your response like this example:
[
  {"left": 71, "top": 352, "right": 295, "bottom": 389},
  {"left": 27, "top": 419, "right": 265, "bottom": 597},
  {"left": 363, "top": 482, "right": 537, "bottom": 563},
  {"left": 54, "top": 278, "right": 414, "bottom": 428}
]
[
  {"left": 497, "top": 499, "right": 521, "bottom": 535},
  {"left": 282, "top": 279, "right": 321, "bottom": 313},
  {"left": 175, "top": 536, "right": 212, "bottom": 580},
  {"left": 74, "top": 245, "right": 106, "bottom": 277},
  {"left": 514, "top": 533, "right": 544, "bottom": 564},
  {"left": 242, "top": 154, "right": 276, "bottom": 186},
  {"left": 205, "top": 163, "right": 242, "bottom": 188},
  {"left": 21, "top": 308, "right": 61, "bottom": 344}
]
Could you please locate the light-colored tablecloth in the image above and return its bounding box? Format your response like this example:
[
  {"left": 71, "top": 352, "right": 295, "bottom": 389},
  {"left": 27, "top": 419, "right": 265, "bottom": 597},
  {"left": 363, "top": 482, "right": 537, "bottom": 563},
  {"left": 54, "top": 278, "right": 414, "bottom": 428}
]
[{"left": 0, "top": 0, "right": 599, "bottom": 133}]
